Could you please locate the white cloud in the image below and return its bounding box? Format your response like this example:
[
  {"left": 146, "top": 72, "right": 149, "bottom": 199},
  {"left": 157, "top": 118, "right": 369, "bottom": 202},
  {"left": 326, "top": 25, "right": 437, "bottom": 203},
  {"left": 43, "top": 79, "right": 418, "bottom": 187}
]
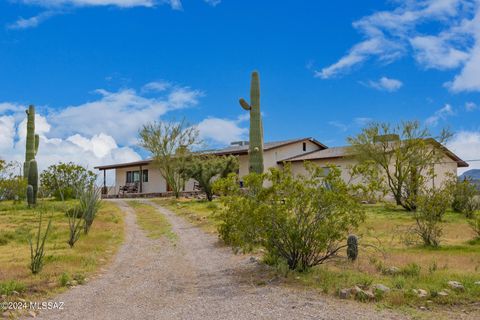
[
  {"left": 197, "top": 117, "right": 248, "bottom": 146},
  {"left": 354, "top": 117, "right": 373, "bottom": 126},
  {"left": 10, "top": 0, "right": 221, "bottom": 29},
  {"left": 328, "top": 121, "right": 348, "bottom": 132},
  {"left": 0, "top": 81, "right": 244, "bottom": 185},
  {"left": 317, "top": 0, "right": 480, "bottom": 93},
  {"left": 48, "top": 86, "right": 201, "bottom": 146},
  {"left": 363, "top": 76, "right": 403, "bottom": 92},
  {"left": 425, "top": 103, "right": 455, "bottom": 126},
  {"left": 448, "top": 130, "right": 480, "bottom": 173},
  {"left": 7, "top": 11, "right": 57, "bottom": 30},
  {"left": 465, "top": 101, "right": 477, "bottom": 111},
  {"left": 204, "top": 0, "right": 220, "bottom": 7},
  {"left": 16, "top": 0, "right": 157, "bottom": 8},
  {"left": 142, "top": 81, "right": 171, "bottom": 92},
  {"left": 0, "top": 116, "right": 16, "bottom": 152}
]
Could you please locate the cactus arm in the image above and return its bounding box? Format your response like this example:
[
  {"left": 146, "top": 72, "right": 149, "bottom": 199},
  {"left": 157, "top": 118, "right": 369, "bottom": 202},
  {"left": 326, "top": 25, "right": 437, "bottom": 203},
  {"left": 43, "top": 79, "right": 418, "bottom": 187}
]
[
  {"left": 34, "top": 134, "right": 39, "bottom": 156},
  {"left": 27, "top": 185, "right": 34, "bottom": 208},
  {"left": 239, "top": 99, "right": 251, "bottom": 110}
]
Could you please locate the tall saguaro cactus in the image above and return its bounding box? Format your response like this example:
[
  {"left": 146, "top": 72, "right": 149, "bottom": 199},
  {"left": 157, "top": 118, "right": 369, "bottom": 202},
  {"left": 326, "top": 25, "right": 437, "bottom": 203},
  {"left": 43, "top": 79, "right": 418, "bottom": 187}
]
[
  {"left": 239, "top": 71, "right": 264, "bottom": 174},
  {"left": 24, "top": 105, "right": 39, "bottom": 207}
]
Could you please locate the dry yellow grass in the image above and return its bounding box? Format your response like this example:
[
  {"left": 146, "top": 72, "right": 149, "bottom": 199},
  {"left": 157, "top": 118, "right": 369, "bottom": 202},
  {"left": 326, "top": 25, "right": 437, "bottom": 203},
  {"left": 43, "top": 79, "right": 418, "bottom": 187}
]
[{"left": 0, "top": 199, "right": 124, "bottom": 301}]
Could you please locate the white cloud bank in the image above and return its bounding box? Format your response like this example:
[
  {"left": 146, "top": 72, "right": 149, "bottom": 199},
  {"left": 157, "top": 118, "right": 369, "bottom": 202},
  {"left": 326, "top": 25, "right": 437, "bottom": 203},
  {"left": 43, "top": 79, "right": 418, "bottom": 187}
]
[
  {"left": 0, "top": 83, "right": 246, "bottom": 182},
  {"left": 9, "top": 0, "right": 221, "bottom": 29},
  {"left": 317, "top": 0, "right": 480, "bottom": 92},
  {"left": 448, "top": 131, "right": 480, "bottom": 173}
]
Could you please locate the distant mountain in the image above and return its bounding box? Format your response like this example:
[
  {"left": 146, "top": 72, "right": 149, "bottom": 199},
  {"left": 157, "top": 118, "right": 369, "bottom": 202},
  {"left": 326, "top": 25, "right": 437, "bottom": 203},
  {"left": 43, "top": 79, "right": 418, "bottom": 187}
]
[
  {"left": 459, "top": 169, "right": 480, "bottom": 180},
  {"left": 459, "top": 169, "right": 480, "bottom": 190}
]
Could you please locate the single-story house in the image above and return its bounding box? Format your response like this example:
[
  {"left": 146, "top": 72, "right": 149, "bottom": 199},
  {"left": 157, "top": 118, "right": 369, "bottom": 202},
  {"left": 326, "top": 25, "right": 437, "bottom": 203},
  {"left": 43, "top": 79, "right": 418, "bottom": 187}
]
[{"left": 95, "top": 137, "right": 468, "bottom": 198}]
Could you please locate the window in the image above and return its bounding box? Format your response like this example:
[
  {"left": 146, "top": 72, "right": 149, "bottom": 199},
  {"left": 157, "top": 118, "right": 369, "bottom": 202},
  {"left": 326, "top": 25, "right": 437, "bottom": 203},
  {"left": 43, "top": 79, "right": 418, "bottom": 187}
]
[
  {"left": 126, "top": 170, "right": 141, "bottom": 183},
  {"left": 302, "top": 142, "right": 307, "bottom": 152},
  {"left": 142, "top": 170, "right": 149, "bottom": 182}
]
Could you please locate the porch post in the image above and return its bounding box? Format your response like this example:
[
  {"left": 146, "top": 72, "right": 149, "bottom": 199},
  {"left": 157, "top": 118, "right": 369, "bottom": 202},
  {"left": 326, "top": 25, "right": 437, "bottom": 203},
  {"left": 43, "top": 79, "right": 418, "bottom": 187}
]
[
  {"left": 103, "top": 170, "right": 106, "bottom": 189},
  {"left": 139, "top": 165, "right": 143, "bottom": 193}
]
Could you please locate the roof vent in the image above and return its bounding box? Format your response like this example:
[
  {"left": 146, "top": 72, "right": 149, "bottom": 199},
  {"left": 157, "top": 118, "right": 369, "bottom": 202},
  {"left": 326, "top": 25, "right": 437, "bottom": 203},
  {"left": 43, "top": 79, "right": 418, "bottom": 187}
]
[{"left": 230, "top": 141, "right": 249, "bottom": 146}]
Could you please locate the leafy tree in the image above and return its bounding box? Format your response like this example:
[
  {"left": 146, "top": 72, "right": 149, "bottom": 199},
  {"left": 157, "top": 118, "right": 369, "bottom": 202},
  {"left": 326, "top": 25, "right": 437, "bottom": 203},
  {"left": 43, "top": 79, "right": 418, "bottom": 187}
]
[
  {"left": 182, "top": 154, "right": 238, "bottom": 201},
  {"left": 213, "top": 163, "right": 365, "bottom": 271},
  {"left": 452, "top": 179, "right": 479, "bottom": 218},
  {"left": 348, "top": 160, "right": 387, "bottom": 203},
  {"left": 139, "top": 119, "right": 200, "bottom": 198},
  {"left": 40, "top": 162, "right": 96, "bottom": 200},
  {"left": 348, "top": 121, "right": 452, "bottom": 211},
  {"left": 412, "top": 185, "right": 453, "bottom": 247},
  {"left": 0, "top": 161, "right": 27, "bottom": 202}
]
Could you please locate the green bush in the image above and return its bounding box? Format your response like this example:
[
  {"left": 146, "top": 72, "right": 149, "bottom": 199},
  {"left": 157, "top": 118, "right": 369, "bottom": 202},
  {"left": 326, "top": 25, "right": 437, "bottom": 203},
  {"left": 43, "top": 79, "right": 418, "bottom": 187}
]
[
  {"left": 213, "top": 163, "right": 365, "bottom": 271},
  {"left": 452, "top": 180, "right": 479, "bottom": 218},
  {"left": 469, "top": 213, "right": 480, "bottom": 239},
  {"left": 59, "top": 272, "right": 71, "bottom": 287},
  {"left": 400, "top": 263, "right": 421, "bottom": 277},
  {"left": 40, "top": 162, "right": 96, "bottom": 200},
  {"left": 413, "top": 186, "right": 453, "bottom": 247},
  {"left": 0, "top": 280, "right": 26, "bottom": 296}
]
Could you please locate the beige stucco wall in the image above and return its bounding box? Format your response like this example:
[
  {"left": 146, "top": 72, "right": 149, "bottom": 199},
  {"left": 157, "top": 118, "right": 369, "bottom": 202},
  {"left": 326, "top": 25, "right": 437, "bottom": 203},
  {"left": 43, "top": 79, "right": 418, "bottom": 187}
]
[
  {"left": 115, "top": 164, "right": 167, "bottom": 194},
  {"left": 238, "top": 140, "right": 322, "bottom": 182},
  {"left": 113, "top": 164, "right": 197, "bottom": 194},
  {"left": 288, "top": 154, "right": 458, "bottom": 198}
]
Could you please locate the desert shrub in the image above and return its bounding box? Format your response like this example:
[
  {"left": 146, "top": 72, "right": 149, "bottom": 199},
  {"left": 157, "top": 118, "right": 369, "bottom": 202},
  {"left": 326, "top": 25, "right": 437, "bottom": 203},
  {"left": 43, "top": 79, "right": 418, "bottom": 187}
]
[
  {"left": 0, "top": 280, "right": 26, "bottom": 296},
  {"left": 452, "top": 179, "right": 479, "bottom": 218},
  {"left": 79, "top": 187, "right": 102, "bottom": 234},
  {"left": 40, "top": 162, "right": 96, "bottom": 200},
  {"left": 469, "top": 213, "right": 480, "bottom": 239},
  {"left": 400, "top": 262, "right": 421, "bottom": 277},
  {"left": 213, "top": 163, "right": 365, "bottom": 271},
  {"left": 412, "top": 186, "right": 452, "bottom": 247},
  {"left": 59, "top": 272, "right": 71, "bottom": 287},
  {"left": 28, "top": 209, "right": 53, "bottom": 274},
  {"left": 67, "top": 206, "right": 83, "bottom": 248},
  {"left": 0, "top": 161, "right": 27, "bottom": 202}
]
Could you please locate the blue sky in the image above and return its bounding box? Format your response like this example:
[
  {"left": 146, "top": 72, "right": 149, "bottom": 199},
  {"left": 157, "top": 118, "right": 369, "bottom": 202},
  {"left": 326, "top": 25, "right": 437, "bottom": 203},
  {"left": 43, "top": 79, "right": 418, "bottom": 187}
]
[{"left": 0, "top": 0, "right": 479, "bottom": 174}]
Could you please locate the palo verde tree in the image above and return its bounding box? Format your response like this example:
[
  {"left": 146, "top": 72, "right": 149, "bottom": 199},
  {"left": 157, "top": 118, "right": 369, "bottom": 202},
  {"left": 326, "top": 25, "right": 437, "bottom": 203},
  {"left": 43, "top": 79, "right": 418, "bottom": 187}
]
[
  {"left": 139, "top": 119, "right": 200, "bottom": 198},
  {"left": 348, "top": 120, "right": 452, "bottom": 211},
  {"left": 182, "top": 154, "right": 238, "bottom": 201}
]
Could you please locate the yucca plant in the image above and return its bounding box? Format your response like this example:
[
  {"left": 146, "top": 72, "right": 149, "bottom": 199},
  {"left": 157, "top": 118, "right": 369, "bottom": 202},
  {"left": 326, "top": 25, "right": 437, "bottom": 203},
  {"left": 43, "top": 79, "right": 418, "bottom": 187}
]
[{"left": 28, "top": 208, "right": 52, "bottom": 274}]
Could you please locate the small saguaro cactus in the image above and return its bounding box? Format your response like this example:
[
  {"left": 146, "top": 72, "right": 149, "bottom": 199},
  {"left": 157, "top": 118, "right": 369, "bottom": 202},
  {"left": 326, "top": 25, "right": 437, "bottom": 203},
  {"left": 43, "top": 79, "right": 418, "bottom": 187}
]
[
  {"left": 24, "top": 105, "right": 39, "bottom": 206},
  {"left": 239, "top": 71, "right": 264, "bottom": 174},
  {"left": 347, "top": 234, "right": 358, "bottom": 261}
]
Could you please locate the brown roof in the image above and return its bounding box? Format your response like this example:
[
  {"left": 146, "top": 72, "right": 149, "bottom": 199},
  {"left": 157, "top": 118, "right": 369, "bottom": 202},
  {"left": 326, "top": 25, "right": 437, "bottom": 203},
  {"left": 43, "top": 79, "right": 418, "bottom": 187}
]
[
  {"left": 95, "top": 137, "right": 327, "bottom": 170},
  {"left": 284, "top": 140, "right": 469, "bottom": 168},
  {"left": 94, "top": 159, "right": 152, "bottom": 170},
  {"left": 203, "top": 137, "right": 327, "bottom": 156},
  {"left": 281, "top": 146, "right": 354, "bottom": 162}
]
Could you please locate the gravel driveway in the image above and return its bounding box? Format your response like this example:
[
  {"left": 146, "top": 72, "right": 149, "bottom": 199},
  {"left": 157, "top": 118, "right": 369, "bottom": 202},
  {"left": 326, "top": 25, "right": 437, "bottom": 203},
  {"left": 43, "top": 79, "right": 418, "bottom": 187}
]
[{"left": 34, "top": 199, "right": 409, "bottom": 320}]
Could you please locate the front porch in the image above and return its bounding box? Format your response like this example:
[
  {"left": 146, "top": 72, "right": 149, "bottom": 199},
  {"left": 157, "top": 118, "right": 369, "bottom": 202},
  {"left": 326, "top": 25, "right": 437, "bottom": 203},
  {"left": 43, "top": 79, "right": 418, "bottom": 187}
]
[{"left": 101, "top": 190, "right": 204, "bottom": 199}]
